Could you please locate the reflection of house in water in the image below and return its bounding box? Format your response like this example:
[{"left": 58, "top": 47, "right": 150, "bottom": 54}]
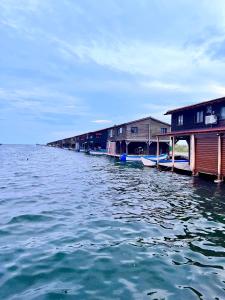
[
  {"left": 158, "top": 97, "right": 225, "bottom": 182},
  {"left": 107, "top": 116, "right": 171, "bottom": 156}
]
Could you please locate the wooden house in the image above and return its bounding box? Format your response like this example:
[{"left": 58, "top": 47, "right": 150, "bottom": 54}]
[
  {"left": 107, "top": 116, "right": 171, "bottom": 156},
  {"left": 158, "top": 96, "right": 225, "bottom": 182},
  {"left": 72, "top": 128, "right": 110, "bottom": 152}
]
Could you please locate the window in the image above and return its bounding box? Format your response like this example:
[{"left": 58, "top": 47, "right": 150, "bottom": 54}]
[
  {"left": 109, "top": 129, "right": 113, "bottom": 137},
  {"left": 117, "top": 127, "right": 123, "bottom": 135},
  {"left": 131, "top": 127, "right": 138, "bottom": 134},
  {"left": 160, "top": 128, "right": 167, "bottom": 134},
  {"left": 221, "top": 107, "right": 225, "bottom": 120},
  {"left": 206, "top": 105, "right": 212, "bottom": 114},
  {"left": 177, "top": 114, "right": 183, "bottom": 126},
  {"left": 196, "top": 111, "right": 204, "bottom": 123}
]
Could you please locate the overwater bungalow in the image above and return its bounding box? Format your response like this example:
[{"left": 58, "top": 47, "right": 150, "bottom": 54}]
[
  {"left": 157, "top": 96, "right": 225, "bottom": 182},
  {"left": 107, "top": 116, "right": 171, "bottom": 156},
  {"left": 73, "top": 128, "right": 109, "bottom": 153}
]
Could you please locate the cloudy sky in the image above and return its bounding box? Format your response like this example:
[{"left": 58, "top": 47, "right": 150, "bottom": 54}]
[{"left": 1, "top": 0, "right": 225, "bottom": 143}]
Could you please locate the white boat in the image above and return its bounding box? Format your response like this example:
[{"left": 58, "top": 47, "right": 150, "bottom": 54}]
[
  {"left": 89, "top": 150, "right": 107, "bottom": 156},
  {"left": 158, "top": 159, "right": 190, "bottom": 170},
  {"left": 120, "top": 153, "right": 168, "bottom": 162},
  {"left": 141, "top": 157, "right": 156, "bottom": 167},
  {"left": 174, "top": 161, "right": 191, "bottom": 171}
]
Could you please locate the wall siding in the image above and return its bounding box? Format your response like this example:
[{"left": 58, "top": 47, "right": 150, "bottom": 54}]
[
  {"left": 171, "top": 101, "right": 225, "bottom": 132},
  {"left": 221, "top": 136, "right": 225, "bottom": 177},
  {"left": 195, "top": 134, "right": 218, "bottom": 175}
]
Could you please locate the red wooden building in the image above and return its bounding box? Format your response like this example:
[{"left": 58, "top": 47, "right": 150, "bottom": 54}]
[{"left": 157, "top": 97, "right": 225, "bottom": 182}]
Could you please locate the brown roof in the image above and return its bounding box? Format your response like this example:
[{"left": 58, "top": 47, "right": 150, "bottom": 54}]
[
  {"left": 156, "top": 126, "right": 225, "bottom": 137},
  {"left": 165, "top": 96, "right": 225, "bottom": 115},
  {"left": 49, "top": 116, "right": 170, "bottom": 143}
]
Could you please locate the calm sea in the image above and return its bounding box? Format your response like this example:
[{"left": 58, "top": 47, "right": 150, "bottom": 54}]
[{"left": 1, "top": 145, "right": 225, "bottom": 300}]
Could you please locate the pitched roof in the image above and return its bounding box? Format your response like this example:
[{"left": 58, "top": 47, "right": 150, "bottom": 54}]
[{"left": 165, "top": 96, "right": 225, "bottom": 115}]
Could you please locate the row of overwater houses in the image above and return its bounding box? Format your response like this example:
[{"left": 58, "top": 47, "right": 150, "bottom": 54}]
[{"left": 47, "top": 96, "right": 225, "bottom": 183}]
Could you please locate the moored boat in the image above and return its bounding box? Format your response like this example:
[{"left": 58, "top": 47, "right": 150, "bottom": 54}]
[
  {"left": 158, "top": 159, "right": 190, "bottom": 169},
  {"left": 174, "top": 161, "right": 191, "bottom": 171},
  {"left": 120, "top": 153, "right": 168, "bottom": 162},
  {"left": 141, "top": 157, "right": 156, "bottom": 167},
  {"left": 141, "top": 154, "right": 168, "bottom": 167},
  {"left": 89, "top": 149, "right": 107, "bottom": 156}
]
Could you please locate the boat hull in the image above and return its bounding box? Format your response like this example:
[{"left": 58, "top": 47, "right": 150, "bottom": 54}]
[
  {"left": 159, "top": 159, "right": 190, "bottom": 169},
  {"left": 120, "top": 153, "right": 168, "bottom": 162},
  {"left": 89, "top": 150, "right": 107, "bottom": 156},
  {"left": 141, "top": 157, "right": 156, "bottom": 167},
  {"left": 174, "top": 162, "right": 191, "bottom": 171}
]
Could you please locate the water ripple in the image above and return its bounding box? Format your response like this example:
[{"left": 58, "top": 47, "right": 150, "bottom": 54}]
[{"left": 1, "top": 145, "right": 225, "bottom": 300}]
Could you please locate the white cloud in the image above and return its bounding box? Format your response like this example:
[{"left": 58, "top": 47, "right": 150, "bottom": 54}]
[
  {"left": 139, "top": 80, "right": 190, "bottom": 92},
  {"left": 0, "top": 87, "right": 89, "bottom": 117},
  {"left": 92, "top": 119, "right": 112, "bottom": 124}
]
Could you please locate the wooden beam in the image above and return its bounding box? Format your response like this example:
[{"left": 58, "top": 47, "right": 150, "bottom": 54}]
[
  {"left": 156, "top": 136, "right": 159, "bottom": 167},
  {"left": 171, "top": 136, "right": 175, "bottom": 172},
  {"left": 190, "top": 134, "right": 196, "bottom": 175},
  {"left": 215, "top": 134, "right": 223, "bottom": 183}
]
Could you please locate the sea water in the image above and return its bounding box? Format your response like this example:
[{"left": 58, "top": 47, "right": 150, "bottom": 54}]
[{"left": 1, "top": 145, "right": 225, "bottom": 300}]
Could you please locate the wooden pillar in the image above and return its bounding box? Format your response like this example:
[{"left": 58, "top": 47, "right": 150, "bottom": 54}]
[
  {"left": 125, "top": 141, "right": 130, "bottom": 154},
  {"left": 215, "top": 134, "right": 223, "bottom": 183},
  {"left": 156, "top": 136, "right": 160, "bottom": 167},
  {"left": 190, "top": 134, "right": 197, "bottom": 176},
  {"left": 171, "top": 136, "right": 175, "bottom": 172}
]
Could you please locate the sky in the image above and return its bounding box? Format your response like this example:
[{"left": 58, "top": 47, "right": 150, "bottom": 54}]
[{"left": 1, "top": 0, "right": 225, "bottom": 144}]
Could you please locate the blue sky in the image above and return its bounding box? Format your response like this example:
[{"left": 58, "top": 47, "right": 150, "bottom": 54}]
[{"left": 1, "top": 0, "right": 225, "bottom": 143}]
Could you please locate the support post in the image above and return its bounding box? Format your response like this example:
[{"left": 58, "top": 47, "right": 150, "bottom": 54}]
[
  {"left": 125, "top": 141, "right": 130, "bottom": 154},
  {"left": 215, "top": 134, "right": 223, "bottom": 183},
  {"left": 171, "top": 136, "right": 175, "bottom": 172},
  {"left": 156, "top": 136, "right": 159, "bottom": 167},
  {"left": 190, "top": 134, "right": 197, "bottom": 176}
]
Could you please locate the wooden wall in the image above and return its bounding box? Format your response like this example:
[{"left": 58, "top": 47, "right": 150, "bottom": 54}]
[
  {"left": 109, "top": 118, "right": 170, "bottom": 142},
  {"left": 195, "top": 134, "right": 218, "bottom": 175},
  {"left": 171, "top": 101, "right": 225, "bottom": 132}
]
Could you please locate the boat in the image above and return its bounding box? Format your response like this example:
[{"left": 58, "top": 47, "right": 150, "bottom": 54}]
[
  {"left": 89, "top": 149, "right": 107, "bottom": 156},
  {"left": 174, "top": 161, "right": 191, "bottom": 171},
  {"left": 120, "top": 153, "right": 168, "bottom": 162},
  {"left": 158, "top": 158, "right": 190, "bottom": 170},
  {"left": 80, "top": 149, "right": 88, "bottom": 153},
  {"left": 141, "top": 157, "right": 157, "bottom": 167}
]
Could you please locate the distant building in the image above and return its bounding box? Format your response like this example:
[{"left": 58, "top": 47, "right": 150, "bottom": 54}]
[{"left": 47, "top": 116, "right": 171, "bottom": 156}]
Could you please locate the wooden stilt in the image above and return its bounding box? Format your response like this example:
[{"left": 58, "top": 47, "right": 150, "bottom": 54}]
[
  {"left": 190, "top": 134, "right": 198, "bottom": 176},
  {"left": 171, "top": 136, "right": 175, "bottom": 172},
  {"left": 215, "top": 134, "right": 223, "bottom": 183},
  {"left": 156, "top": 137, "right": 159, "bottom": 168},
  {"left": 125, "top": 141, "right": 130, "bottom": 154}
]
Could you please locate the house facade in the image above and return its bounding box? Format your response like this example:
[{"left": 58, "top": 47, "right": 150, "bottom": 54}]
[
  {"left": 107, "top": 116, "right": 171, "bottom": 155},
  {"left": 159, "top": 96, "right": 225, "bottom": 182}
]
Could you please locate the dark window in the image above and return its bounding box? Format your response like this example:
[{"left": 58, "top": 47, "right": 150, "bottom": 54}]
[
  {"left": 196, "top": 111, "right": 204, "bottom": 123},
  {"left": 177, "top": 114, "right": 183, "bottom": 126},
  {"left": 221, "top": 107, "right": 225, "bottom": 120},
  {"left": 160, "top": 128, "right": 167, "bottom": 134},
  {"left": 131, "top": 127, "right": 138, "bottom": 134},
  {"left": 206, "top": 105, "right": 212, "bottom": 114},
  {"left": 117, "top": 127, "right": 123, "bottom": 135}
]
